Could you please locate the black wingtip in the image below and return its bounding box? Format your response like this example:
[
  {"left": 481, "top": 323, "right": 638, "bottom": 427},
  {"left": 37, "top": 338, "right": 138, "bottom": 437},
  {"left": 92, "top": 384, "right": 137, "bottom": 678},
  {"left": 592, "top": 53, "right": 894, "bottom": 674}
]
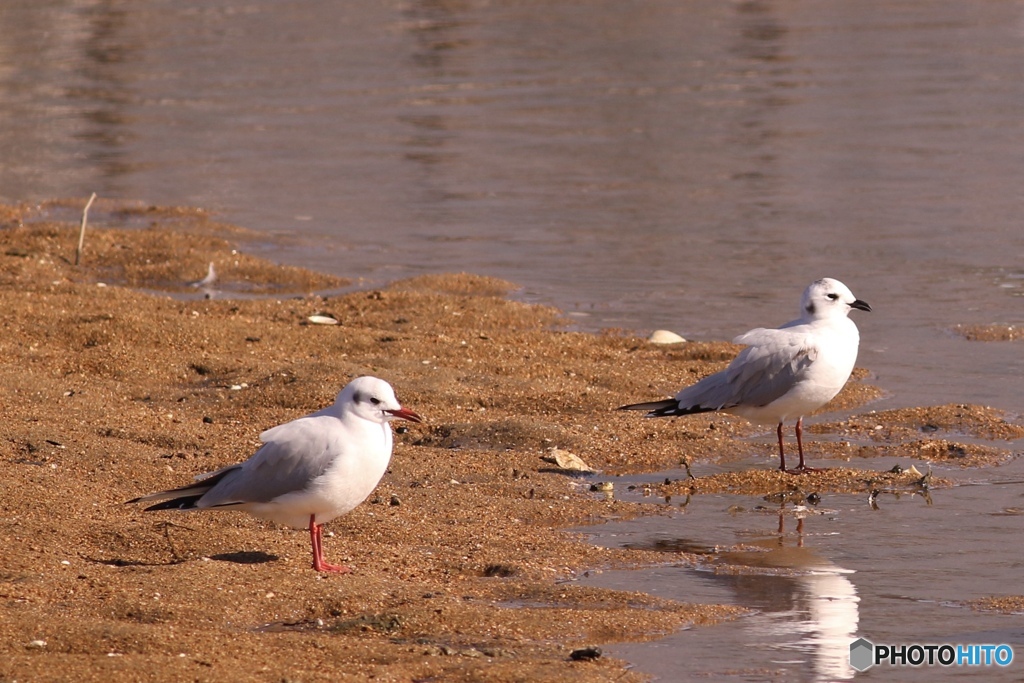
[
  {"left": 139, "top": 496, "right": 204, "bottom": 512},
  {"left": 645, "top": 405, "right": 691, "bottom": 418},
  {"left": 125, "top": 466, "right": 239, "bottom": 509},
  {"left": 619, "top": 398, "right": 718, "bottom": 419},
  {"left": 618, "top": 398, "right": 681, "bottom": 415}
]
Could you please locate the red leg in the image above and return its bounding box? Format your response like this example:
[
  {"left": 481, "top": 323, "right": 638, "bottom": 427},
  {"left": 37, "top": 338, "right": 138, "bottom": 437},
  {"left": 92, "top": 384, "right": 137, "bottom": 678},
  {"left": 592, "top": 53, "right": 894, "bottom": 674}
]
[
  {"left": 797, "top": 417, "right": 805, "bottom": 468},
  {"left": 787, "top": 417, "right": 822, "bottom": 473},
  {"left": 776, "top": 422, "right": 787, "bottom": 472},
  {"left": 308, "top": 515, "right": 351, "bottom": 574}
]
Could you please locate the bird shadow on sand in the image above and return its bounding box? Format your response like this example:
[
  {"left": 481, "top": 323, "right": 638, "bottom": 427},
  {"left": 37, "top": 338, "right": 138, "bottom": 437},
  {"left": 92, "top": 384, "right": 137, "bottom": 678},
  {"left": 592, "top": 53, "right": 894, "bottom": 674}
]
[
  {"left": 209, "top": 551, "right": 278, "bottom": 565},
  {"left": 79, "top": 550, "right": 278, "bottom": 566},
  {"left": 79, "top": 554, "right": 189, "bottom": 568}
]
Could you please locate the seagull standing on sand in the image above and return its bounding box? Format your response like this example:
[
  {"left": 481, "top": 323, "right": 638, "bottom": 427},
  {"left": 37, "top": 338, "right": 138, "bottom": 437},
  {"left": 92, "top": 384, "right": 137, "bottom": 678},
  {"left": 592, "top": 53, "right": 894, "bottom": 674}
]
[
  {"left": 128, "top": 376, "right": 422, "bottom": 572},
  {"left": 620, "top": 278, "right": 870, "bottom": 473}
]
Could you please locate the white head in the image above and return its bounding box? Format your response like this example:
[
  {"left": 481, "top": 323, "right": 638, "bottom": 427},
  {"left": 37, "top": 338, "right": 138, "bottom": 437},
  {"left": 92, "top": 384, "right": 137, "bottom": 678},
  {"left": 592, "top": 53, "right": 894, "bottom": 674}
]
[
  {"left": 801, "top": 278, "right": 871, "bottom": 320},
  {"left": 337, "top": 376, "right": 422, "bottom": 424}
]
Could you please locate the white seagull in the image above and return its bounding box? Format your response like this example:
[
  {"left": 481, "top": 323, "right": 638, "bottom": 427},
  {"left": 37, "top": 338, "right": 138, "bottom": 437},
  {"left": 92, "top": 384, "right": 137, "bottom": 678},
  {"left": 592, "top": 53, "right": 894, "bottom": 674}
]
[
  {"left": 620, "top": 278, "right": 870, "bottom": 473},
  {"left": 128, "top": 376, "right": 422, "bottom": 572}
]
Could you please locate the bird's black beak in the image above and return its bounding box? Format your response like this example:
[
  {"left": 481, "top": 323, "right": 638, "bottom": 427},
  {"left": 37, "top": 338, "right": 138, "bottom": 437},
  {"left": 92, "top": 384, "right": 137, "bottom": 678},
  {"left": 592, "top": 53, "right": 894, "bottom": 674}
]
[{"left": 850, "top": 299, "right": 871, "bottom": 312}]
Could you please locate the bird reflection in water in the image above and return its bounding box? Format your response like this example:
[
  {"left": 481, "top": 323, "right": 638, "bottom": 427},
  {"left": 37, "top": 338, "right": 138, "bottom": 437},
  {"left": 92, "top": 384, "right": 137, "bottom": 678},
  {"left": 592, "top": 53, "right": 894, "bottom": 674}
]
[{"left": 633, "top": 502, "right": 861, "bottom": 682}]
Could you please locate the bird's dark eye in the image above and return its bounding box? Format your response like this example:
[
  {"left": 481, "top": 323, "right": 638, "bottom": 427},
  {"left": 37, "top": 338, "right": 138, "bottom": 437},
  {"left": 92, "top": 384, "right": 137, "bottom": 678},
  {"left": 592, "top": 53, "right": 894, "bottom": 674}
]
[
  {"left": 826, "top": 293, "right": 839, "bottom": 301},
  {"left": 370, "top": 397, "right": 381, "bottom": 405}
]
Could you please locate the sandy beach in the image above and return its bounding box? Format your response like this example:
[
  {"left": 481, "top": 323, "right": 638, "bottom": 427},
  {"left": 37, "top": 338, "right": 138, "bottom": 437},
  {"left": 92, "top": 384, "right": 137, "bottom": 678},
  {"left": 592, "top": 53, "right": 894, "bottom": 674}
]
[{"left": 2, "top": 200, "right": 1020, "bottom": 682}]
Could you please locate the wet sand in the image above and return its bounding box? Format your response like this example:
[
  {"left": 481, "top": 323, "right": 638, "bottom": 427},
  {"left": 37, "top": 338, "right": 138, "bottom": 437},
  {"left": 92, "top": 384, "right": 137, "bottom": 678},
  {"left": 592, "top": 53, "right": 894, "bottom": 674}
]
[{"left": 2, "top": 200, "right": 1021, "bottom": 682}]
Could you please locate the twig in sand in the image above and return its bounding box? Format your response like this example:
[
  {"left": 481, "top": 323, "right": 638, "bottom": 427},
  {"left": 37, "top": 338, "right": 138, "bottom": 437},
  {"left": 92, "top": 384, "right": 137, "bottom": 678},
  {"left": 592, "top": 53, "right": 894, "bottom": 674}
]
[{"left": 75, "top": 192, "right": 97, "bottom": 266}]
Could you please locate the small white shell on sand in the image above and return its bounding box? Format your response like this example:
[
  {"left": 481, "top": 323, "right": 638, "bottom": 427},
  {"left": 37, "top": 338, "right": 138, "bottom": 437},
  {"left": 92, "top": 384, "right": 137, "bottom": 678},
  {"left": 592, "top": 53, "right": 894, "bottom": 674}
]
[
  {"left": 649, "top": 330, "right": 687, "bottom": 344},
  {"left": 307, "top": 315, "right": 339, "bottom": 326},
  {"left": 542, "top": 447, "right": 596, "bottom": 473}
]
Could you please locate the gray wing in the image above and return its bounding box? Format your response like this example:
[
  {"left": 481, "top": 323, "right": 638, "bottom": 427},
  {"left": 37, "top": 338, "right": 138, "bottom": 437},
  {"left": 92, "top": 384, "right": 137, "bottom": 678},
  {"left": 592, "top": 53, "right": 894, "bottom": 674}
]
[
  {"left": 676, "top": 327, "right": 817, "bottom": 410},
  {"left": 198, "top": 415, "right": 341, "bottom": 507}
]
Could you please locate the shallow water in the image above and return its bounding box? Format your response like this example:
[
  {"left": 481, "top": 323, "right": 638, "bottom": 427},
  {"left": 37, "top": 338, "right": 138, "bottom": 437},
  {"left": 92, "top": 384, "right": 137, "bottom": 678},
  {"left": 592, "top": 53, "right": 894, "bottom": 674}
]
[
  {"left": 578, "top": 453, "right": 1024, "bottom": 681},
  {"left": 2, "top": 0, "right": 1023, "bottom": 414},
  {"left": 3, "top": 1, "right": 1024, "bottom": 678}
]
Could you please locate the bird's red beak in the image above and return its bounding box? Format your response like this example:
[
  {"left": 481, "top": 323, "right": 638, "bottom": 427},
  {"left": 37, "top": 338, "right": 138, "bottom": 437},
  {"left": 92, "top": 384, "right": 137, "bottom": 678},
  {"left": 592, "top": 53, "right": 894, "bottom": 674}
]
[{"left": 385, "top": 407, "right": 423, "bottom": 423}]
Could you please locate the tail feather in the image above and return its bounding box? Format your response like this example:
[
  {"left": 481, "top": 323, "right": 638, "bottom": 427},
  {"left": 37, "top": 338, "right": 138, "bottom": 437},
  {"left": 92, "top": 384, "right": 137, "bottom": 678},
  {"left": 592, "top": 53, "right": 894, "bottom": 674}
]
[{"left": 618, "top": 398, "right": 714, "bottom": 418}]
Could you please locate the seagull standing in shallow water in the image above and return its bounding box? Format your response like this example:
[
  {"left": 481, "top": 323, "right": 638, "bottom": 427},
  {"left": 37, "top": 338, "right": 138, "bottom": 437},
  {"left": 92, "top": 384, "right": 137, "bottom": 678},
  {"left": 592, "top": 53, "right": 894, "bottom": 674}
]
[
  {"left": 620, "top": 278, "right": 871, "bottom": 473},
  {"left": 128, "top": 376, "right": 422, "bottom": 572}
]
